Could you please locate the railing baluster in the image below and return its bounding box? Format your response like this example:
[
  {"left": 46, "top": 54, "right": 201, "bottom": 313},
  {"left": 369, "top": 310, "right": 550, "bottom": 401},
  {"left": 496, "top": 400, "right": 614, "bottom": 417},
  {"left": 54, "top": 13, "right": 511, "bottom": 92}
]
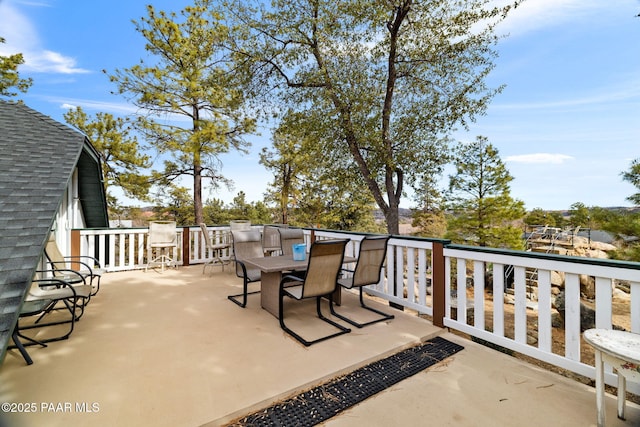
[{"left": 537, "top": 269, "right": 552, "bottom": 352}]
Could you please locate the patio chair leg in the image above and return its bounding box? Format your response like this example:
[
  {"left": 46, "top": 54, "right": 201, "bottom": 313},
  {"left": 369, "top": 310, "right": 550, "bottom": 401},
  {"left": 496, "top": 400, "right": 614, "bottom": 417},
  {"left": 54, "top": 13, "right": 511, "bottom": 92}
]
[
  {"left": 329, "top": 288, "right": 395, "bottom": 328},
  {"left": 279, "top": 293, "right": 351, "bottom": 347},
  {"left": 10, "top": 329, "right": 39, "bottom": 365},
  {"left": 227, "top": 279, "right": 260, "bottom": 308},
  {"left": 18, "top": 296, "right": 82, "bottom": 343}
]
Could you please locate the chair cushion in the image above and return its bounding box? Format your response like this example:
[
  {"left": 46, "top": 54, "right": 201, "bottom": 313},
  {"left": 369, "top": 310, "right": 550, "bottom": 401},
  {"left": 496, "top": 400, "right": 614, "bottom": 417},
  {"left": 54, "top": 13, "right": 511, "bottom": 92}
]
[
  {"left": 283, "top": 284, "right": 304, "bottom": 300},
  {"left": 337, "top": 277, "right": 354, "bottom": 289},
  {"left": 246, "top": 268, "right": 262, "bottom": 282}
]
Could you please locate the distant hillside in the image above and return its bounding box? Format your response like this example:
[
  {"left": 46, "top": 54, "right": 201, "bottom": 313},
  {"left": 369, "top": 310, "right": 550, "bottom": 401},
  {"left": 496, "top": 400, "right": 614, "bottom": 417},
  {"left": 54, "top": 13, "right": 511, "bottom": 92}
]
[{"left": 373, "top": 208, "right": 413, "bottom": 222}]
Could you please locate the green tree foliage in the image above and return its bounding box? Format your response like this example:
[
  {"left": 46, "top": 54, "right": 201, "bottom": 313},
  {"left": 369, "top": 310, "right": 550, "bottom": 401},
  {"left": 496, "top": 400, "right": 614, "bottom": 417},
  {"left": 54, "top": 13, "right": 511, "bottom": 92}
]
[
  {"left": 153, "top": 185, "right": 195, "bottom": 226},
  {"left": 412, "top": 174, "right": 447, "bottom": 237},
  {"left": 446, "top": 136, "right": 525, "bottom": 248},
  {"left": 567, "top": 202, "right": 590, "bottom": 228},
  {"left": 259, "top": 119, "right": 309, "bottom": 224},
  {"left": 260, "top": 113, "right": 380, "bottom": 232},
  {"left": 64, "top": 106, "right": 151, "bottom": 207},
  {"left": 108, "top": 1, "right": 256, "bottom": 225},
  {"left": 622, "top": 158, "right": 640, "bottom": 205},
  {"left": 226, "top": 0, "right": 521, "bottom": 234},
  {"left": 0, "top": 37, "right": 32, "bottom": 98},
  {"left": 412, "top": 209, "right": 447, "bottom": 238},
  {"left": 524, "top": 208, "right": 556, "bottom": 227},
  {"left": 203, "top": 192, "right": 274, "bottom": 225}
]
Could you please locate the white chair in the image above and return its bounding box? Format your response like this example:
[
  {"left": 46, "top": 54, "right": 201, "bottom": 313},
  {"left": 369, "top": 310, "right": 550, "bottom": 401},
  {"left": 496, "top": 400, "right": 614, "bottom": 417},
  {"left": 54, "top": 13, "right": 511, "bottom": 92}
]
[
  {"left": 200, "top": 223, "right": 231, "bottom": 273},
  {"left": 278, "top": 228, "right": 305, "bottom": 256},
  {"left": 146, "top": 221, "right": 178, "bottom": 272},
  {"left": 262, "top": 225, "right": 282, "bottom": 256}
]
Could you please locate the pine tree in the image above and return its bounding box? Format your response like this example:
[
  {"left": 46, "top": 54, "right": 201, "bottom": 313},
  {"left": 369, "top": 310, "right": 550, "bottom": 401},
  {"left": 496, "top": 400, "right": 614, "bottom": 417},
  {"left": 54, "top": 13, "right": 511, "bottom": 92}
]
[
  {"left": 108, "top": 1, "right": 255, "bottom": 225},
  {"left": 446, "top": 136, "right": 525, "bottom": 249},
  {"left": 64, "top": 106, "right": 151, "bottom": 208},
  {"left": 0, "top": 37, "right": 32, "bottom": 99}
]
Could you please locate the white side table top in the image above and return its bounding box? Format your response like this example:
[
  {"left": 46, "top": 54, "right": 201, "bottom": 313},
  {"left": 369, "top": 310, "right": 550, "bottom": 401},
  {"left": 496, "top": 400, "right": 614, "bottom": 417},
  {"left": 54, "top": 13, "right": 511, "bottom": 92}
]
[{"left": 584, "top": 329, "right": 640, "bottom": 365}]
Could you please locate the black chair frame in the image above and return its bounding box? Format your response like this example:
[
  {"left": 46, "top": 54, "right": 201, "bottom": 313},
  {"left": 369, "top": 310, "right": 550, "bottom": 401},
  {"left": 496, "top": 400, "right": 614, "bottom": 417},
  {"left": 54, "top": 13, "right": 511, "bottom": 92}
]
[
  {"left": 279, "top": 239, "right": 351, "bottom": 346},
  {"left": 9, "top": 276, "right": 89, "bottom": 365},
  {"left": 228, "top": 259, "right": 261, "bottom": 308},
  {"left": 329, "top": 236, "right": 395, "bottom": 328}
]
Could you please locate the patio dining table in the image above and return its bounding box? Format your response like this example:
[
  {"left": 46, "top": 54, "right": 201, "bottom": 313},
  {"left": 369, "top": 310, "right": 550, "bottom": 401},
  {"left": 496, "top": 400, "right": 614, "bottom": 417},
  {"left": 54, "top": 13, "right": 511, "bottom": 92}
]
[{"left": 243, "top": 253, "right": 356, "bottom": 318}]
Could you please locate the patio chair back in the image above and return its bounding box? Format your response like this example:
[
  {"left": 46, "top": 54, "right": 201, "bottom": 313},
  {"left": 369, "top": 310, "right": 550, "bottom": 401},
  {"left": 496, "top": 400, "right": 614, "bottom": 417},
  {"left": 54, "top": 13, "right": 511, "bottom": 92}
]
[
  {"left": 301, "top": 239, "right": 348, "bottom": 298},
  {"left": 45, "top": 234, "right": 83, "bottom": 271},
  {"left": 278, "top": 228, "right": 304, "bottom": 256},
  {"left": 231, "top": 230, "right": 263, "bottom": 279},
  {"left": 329, "top": 235, "right": 394, "bottom": 328},
  {"left": 200, "top": 223, "right": 230, "bottom": 251},
  {"left": 262, "top": 225, "right": 281, "bottom": 254},
  {"left": 351, "top": 236, "right": 390, "bottom": 287},
  {"left": 148, "top": 221, "right": 177, "bottom": 248},
  {"left": 44, "top": 233, "right": 104, "bottom": 295},
  {"left": 45, "top": 234, "right": 66, "bottom": 265}
]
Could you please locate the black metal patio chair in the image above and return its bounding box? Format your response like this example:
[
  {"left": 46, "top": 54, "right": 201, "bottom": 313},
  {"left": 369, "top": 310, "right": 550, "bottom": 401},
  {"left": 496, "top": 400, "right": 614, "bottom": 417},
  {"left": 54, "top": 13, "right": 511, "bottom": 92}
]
[
  {"left": 279, "top": 239, "right": 351, "bottom": 346},
  {"left": 228, "top": 229, "right": 263, "bottom": 307},
  {"left": 329, "top": 235, "right": 395, "bottom": 327}
]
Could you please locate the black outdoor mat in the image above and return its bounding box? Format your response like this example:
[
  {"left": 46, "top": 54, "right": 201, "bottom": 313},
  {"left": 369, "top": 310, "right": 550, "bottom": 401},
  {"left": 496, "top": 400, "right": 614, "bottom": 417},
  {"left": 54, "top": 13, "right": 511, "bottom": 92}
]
[{"left": 229, "top": 336, "right": 464, "bottom": 427}]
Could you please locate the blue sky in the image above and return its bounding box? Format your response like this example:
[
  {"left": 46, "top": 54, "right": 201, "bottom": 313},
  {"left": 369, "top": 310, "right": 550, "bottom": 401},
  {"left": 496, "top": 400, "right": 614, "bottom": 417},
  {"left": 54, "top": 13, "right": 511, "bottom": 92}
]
[{"left": 1, "top": 0, "right": 639, "bottom": 211}]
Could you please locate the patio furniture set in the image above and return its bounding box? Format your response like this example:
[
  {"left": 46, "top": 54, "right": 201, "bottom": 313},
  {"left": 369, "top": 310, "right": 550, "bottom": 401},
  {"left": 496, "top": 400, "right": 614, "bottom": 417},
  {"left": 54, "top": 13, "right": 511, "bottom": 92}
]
[
  {"left": 226, "top": 226, "right": 395, "bottom": 346},
  {"left": 8, "top": 234, "right": 105, "bottom": 365}
]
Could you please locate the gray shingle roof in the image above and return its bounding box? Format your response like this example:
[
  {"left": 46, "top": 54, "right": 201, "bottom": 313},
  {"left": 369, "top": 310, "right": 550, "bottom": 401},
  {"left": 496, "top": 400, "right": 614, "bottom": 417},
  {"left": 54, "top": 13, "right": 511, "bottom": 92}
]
[{"left": 0, "top": 100, "right": 107, "bottom": 364}]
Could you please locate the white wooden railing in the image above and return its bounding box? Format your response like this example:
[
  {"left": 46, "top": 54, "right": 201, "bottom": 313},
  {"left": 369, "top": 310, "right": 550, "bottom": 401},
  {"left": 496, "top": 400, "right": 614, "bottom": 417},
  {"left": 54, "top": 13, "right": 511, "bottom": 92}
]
[
  {"left": 73, "top": 225, "right": 640, "bottom": 392},
  {"left": 443, "top": 244, "right": 640, "bottom": 394}
]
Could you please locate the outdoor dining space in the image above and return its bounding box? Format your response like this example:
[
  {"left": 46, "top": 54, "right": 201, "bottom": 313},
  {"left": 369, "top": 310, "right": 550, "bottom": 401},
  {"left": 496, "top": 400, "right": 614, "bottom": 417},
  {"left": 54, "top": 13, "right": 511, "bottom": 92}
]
[{"left": 2, "top": 261, "right": 640, "bottom": 427}]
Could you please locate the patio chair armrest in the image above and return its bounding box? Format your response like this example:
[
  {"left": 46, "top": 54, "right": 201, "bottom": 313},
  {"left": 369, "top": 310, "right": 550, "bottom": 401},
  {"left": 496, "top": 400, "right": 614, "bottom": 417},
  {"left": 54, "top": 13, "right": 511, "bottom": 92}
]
[
  {"left": 234, "top": 260, "right": 255, "bottom": 282},
  {"left": 280, "top": 274, "right": 304, "bottom": 286},
  {"left": 31, "top": 276, "right": 80, "bottom": 297},
  {"left": 35, "top": 269, "right": 87, "bottom": 284},
  {"left": 47, "top": 258, "right": 96, "bottom": 273}
]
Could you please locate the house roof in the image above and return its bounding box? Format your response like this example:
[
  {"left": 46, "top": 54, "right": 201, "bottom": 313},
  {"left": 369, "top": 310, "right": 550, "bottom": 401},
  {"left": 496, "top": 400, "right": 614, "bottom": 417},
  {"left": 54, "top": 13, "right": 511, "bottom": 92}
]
[{"left": 0, "top": 100, "right": 108, "bottom": 364}]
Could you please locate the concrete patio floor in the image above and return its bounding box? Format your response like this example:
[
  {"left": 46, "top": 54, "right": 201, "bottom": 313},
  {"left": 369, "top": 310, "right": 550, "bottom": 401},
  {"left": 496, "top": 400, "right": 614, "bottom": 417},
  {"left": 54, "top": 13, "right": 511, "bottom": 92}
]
[{"left": 1, "top": 265, "right": 639, "bottom": 427}]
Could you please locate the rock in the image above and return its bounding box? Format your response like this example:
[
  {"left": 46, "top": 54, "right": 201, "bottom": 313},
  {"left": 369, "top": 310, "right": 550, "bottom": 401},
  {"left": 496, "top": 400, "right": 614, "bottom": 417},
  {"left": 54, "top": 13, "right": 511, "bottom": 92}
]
[
  {"left": 551, "top": 311, "right": 563, "bottom": 328},
  {"left": 579, "top": 275, "right": 595, "bottom": 299},
  {"left": 584, "top": 249, "right": 609, "bottom": 259},
  {"left": 590, "top": 241, "right": 617, "bottom": 252},
  {"left": 551, "top": 271, "right": 565, "bottom": 287},
  {"left": 613, "top": 287, "right": 631, "bottom": 301},
  {"left": 553, "top": 291, "right": 595, "bottom": 332}
]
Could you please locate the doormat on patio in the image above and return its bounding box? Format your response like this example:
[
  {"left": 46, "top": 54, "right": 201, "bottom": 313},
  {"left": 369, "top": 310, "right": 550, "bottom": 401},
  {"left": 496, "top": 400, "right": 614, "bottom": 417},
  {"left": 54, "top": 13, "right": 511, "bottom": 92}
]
[{"left": 229, "top": 336, "right": 463, "bottom": 427}]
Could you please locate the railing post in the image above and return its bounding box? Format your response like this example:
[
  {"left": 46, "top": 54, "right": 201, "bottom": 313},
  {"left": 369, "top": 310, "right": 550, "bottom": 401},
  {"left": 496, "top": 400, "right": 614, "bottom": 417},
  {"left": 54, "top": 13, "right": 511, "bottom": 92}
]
[
  {"left": 182, "top": 226, "right": 190, "bottom": 266},
  {"left": 432, "top": 241, "right": 446, "bottom": 328},
  {"left": 71, "top": 228, "right": 81, "bottom": 257}
]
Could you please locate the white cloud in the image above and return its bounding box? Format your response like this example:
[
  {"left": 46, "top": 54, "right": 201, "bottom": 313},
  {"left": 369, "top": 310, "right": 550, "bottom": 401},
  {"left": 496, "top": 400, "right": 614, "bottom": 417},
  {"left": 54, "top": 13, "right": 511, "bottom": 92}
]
[
  {"left": 25, "top": 50, "right": 90, "bottom": 74},
  {"left": 53, "top": 98, "right": 139, "bottom": 115},
  {"left": 0, "top": 2, "right": 90, "bottom": 74},
  {"left": 505, "top": 153, "right": 574, "bottom": 164},
  {"left": 493, "top": 0, "right": 636, "bottom": 37}
]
